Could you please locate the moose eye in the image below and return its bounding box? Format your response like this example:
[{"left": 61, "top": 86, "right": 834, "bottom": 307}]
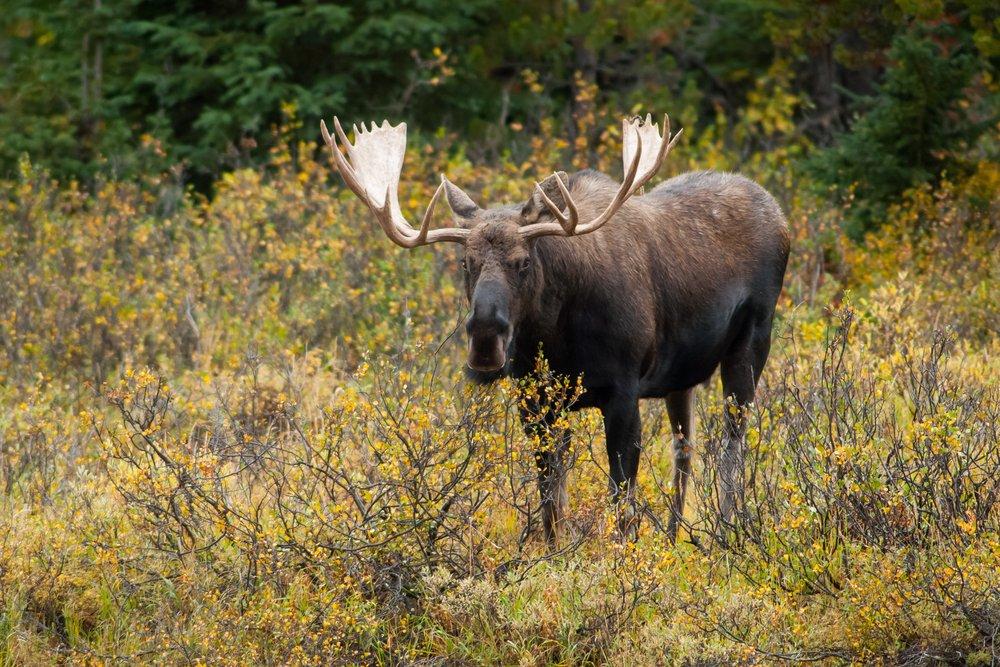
[
  {"left": 517, "top": 257, "right": 531, "bottom": 277},
  {"left": 461, "top": 259, "right": 469, "bottom": 273}
]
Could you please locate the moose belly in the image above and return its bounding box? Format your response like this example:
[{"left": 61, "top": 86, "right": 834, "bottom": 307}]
[{"left": 638, "top": 301, "right": 750, "bottom": 397}]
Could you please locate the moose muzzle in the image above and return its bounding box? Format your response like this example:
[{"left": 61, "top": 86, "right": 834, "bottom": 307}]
[{"left": 466, "top": 280, "right": 513, "bottom": 372}]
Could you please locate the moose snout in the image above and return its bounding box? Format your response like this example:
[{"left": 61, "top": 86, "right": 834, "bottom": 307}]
[
  {"left": 467, "top": 280, "right": 512, "bottom": 337},
  {"left": 466, "top": 280, "right": 512, "bottom": 371}
]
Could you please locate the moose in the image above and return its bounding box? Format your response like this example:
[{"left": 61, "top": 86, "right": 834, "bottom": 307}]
[{"left": 321, "top": 114, "right": 789, "bottom": 544}]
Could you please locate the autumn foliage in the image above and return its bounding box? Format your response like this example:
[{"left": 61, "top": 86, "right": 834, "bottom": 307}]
[{"left": 1, "top": 103, "right": 998, "bottom": 664}]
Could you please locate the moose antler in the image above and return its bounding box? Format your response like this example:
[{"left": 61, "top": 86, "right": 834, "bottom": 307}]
[
  {"left": 519, "top": 114, "right": 682, "bottom": 240},
  {"left": 320, "top": 117, "right": 469, "bottom": 247}
]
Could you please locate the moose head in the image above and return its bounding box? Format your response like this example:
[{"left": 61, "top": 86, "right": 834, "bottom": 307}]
[{"left": 320, "top": 115, "right": 681, "bottom": 374}]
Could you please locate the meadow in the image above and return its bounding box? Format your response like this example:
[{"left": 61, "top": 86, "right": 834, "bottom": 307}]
[{"left": 1, "top": 102, "right": 998, "bottom": 665}]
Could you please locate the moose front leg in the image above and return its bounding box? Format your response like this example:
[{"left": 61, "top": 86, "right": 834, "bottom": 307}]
[
  {"left": 601, "top": 396, "right": 643, "bottom": 540},
  {"left": 532, "top": 428, "right": 570, "bottom": 547},
  {"left": 520, "top": 389, "right": 572, "bottom": 547}
]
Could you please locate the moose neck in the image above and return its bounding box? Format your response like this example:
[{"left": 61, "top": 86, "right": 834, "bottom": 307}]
[{"left": 503, "top": 235, "right": 581, "bottom": 378}]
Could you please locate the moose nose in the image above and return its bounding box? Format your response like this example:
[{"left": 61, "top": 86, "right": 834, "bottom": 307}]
[
  {"left": 466, "top": 305, "right": 511, "bottom": 338},
  {"left": 466, "top": 280, "right": 512, "bottom": 338}
]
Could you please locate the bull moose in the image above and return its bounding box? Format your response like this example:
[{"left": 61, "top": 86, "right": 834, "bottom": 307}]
[{"left": 320, "top": 114, "right": 789, "bottom": 544}]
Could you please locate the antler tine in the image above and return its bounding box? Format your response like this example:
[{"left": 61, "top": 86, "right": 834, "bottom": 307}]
[
  {"left": 654, "top": 114, "right": 684, "bottom": 182},
  {"left": 617, "top": 129, "right": 644, "bottom": 198},
  {"left": 552, "top": 173, "right": 578, "bottom": 234},
  {"left": 532, "top": 173, "right": 579, "bottom": 234},
  {"left": 320, "top": 118, "right": 366, "bottom": 202},
  {"left": 412, "top": 178, "right": 447, "bottom": 246},
  {"left": 332, "top": 117, "right": 352, "bottom": 153},
  {"left": 533, "top": 180, "right": 567, "bottom": 226},
  {"left": 559, "top": 121, "right": 645, "bottom": 236},
  {"left": 320, "top": 116, "right": 469, "bottom": 248},
  {"left": 521, "top": 113, "right": 682, "bottom": 241}
]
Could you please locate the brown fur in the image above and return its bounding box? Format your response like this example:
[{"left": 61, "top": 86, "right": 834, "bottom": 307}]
[{"left": 449, "top": 169, "right": 790, "bottom": 544}]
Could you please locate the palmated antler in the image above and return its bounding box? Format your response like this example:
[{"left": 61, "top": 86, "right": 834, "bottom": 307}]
[
  {"left": 519, "top": 114, "right": 682, "bottom": 240},
  {"left": 320, "top": 117, "right": 469, "bottom": 247}
]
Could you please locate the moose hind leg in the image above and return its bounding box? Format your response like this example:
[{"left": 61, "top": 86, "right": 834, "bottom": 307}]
[
  {"left": 718, "top": 328, "right": 763, "bottom": 524},
  {"left": 665, "top": 388, "right": 695, "bottom": 542}
]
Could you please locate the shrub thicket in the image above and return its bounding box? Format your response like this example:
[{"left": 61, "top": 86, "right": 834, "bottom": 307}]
[{"left": 0, "top": 94, "right": 997, "bottom": 663}]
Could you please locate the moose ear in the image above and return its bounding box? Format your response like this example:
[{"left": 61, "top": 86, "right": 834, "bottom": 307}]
[
  {"left": 442, "top": 176, "right": 480, "bottom": 220},
  {"left": 521, "top": 171, "right": 569, "bottom": 223}
]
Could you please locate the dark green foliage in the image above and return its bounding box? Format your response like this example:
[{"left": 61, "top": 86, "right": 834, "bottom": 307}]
[
  {"left": 0, "top": 1, "right": 133, "bottom": 179},
  {"left": 1, "top": 0, "right": 495, "bottom": 183},
  {"left": 809, "top": 28, "right": 993, "bottom": 236},
  {"left": 1, "top": 0, "right": 997, "bottom": 234}
]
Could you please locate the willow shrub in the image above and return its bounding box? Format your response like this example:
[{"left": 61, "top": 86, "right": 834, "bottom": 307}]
[{"left": 0, "top": 113, "right": 997, "bottom": 664}]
